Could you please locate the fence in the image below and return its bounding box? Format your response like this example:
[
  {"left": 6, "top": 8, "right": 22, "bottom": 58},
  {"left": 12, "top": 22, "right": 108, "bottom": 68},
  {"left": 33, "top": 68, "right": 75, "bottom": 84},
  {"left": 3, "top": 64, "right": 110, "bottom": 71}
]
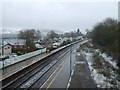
[{"left": 0, "top": 48, "right": 46, "bottom": 68}]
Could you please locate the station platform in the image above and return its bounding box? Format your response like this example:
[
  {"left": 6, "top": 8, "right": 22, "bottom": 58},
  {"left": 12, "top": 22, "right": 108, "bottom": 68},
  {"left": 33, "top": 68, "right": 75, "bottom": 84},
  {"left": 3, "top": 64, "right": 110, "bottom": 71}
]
[
  {"left": 0, "top": 52, "right": 48, "bottom": 81},
  {"left": 69, "top": 53, "right": 97, "bottom": 89},
  {"left": 41, "top": 51, "right": 97, "bottom": 89}
]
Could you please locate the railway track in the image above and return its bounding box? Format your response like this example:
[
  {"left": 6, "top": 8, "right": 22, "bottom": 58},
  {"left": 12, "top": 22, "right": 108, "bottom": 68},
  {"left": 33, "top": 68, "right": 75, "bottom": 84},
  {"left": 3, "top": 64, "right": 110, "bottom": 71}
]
[{"left": 2, "top": 43, "right": 79, "bottom": 89}]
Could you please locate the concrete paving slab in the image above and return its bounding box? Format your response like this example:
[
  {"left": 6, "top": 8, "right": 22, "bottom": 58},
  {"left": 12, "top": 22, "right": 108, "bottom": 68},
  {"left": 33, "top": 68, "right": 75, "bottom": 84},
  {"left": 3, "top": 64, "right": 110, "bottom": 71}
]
[{"left": 69, "top": 53, "right": 97, "bottom": 89}]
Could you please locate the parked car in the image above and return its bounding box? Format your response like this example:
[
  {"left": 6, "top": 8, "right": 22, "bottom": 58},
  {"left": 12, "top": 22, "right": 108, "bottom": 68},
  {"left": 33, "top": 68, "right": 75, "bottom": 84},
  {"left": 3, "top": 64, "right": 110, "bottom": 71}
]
[{"left": 10, "top": 53, "right": 17, "bottom": 58}]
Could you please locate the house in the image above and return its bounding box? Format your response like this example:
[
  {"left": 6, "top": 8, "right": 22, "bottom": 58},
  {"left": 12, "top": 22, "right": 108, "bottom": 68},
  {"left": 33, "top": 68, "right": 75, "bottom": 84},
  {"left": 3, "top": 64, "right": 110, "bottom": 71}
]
[
  {"left": 4, "top": 39, "right": 25, "bottom": 49},
  {"left": 0, "top": 43, "right": 12, "bottom": 57},
  {"left": 63, "top": 37, "right": 69, "bottom": 42},
  {"left": 76, "top": 36, "right": 83, "bottom": 40},
  {"left": 53, "top": 42, "right": 60, "bottom": 48},
  {"left": 35, "top": 42, "right": 44, "bottom": 49},
  {"left": 69, "top": 37, "right": 73, "bottom": 41}
]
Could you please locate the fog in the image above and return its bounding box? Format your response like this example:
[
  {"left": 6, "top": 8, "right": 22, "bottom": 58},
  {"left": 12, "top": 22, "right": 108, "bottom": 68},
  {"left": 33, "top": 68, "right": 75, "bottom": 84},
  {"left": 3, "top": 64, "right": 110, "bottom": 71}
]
[{"left": 1, "top": 2, "right": 118, "bottom": 34}]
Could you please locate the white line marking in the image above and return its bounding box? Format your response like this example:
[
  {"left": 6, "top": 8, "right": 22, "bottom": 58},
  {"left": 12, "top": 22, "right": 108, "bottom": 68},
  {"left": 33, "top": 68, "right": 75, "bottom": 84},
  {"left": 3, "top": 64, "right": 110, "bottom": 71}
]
[{"left": 76, "top": 61, "right": 85, "bottom": 64}]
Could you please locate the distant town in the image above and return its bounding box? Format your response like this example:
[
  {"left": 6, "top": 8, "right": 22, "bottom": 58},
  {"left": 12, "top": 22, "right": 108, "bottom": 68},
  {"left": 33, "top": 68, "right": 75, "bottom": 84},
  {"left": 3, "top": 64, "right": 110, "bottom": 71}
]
[{"left": 0, "top": 29, "right": 84, "bottom": 60}]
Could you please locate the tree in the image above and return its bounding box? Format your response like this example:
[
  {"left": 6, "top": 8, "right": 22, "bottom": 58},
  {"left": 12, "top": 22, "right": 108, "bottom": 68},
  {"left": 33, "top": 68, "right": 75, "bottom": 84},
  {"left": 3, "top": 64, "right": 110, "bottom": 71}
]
[
  {"left": 70, "top": 31, "right": 77, "bottom": 38},
  {"left": 64, "top": 32, "right": 71, "bottom": 38},
  {"left": 86, "top": 18, "right": 120, "bottom": 67},
  {"left": 36, "top": 30, "right": 42, "bottom": 40},
  {"left": 117, "top": 22, "right": 120, "bottom": 68},
  {"left": 85, "top": 29, "right": 92, "bottom": 39},
  {"left": 47, "top": 31, "right": 59, "bottom": 40},
  {"left": 18, "top": 29, "right": 40, "bottom": 52},
  {"left": 91, "top": 18, "right": 117, "bottom": 47},
  {"left": 43, "top": 37, "right": 53, "bottom": 50}
]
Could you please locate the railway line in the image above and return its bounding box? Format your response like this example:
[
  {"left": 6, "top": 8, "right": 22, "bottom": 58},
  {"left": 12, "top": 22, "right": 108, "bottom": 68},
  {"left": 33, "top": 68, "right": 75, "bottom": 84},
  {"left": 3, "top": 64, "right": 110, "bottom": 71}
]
[{"left": 2, "top": 42, "right": 80, "bottom": 89}]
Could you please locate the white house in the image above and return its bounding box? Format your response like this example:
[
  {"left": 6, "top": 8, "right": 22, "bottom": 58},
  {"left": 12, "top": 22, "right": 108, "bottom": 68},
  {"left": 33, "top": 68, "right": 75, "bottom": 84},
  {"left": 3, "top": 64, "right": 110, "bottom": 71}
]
[
  {"left": 63, "top": 37, "right": 69, "bottom": 41},
  {"left": 69, "top": 37, "right": 73, "bottom": 41},
  {"left": 53, "top": 42, "right": 60, "bottom": 48},
  {"left": 35, "top": 43, "right": 44, "bottom": 49}
]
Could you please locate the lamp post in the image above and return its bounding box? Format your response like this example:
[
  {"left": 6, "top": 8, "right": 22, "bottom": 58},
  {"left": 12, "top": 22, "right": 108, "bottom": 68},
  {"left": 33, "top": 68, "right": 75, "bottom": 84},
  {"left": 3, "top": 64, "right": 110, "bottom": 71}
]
[
  {"left": 2, "top": 38, "right": 4, "bottom": 72},
  {"left": 70, "top": 44, "right": 72, "bottom": 76},
  {"left": 75, "top": 44, "right": 77, "bottom": 65}
]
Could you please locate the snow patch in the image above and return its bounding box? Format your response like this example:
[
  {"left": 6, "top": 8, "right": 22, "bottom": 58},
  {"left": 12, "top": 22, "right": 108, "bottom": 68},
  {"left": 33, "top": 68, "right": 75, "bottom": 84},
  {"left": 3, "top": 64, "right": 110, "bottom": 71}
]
[
  {"left": 83, "top": 51, "right": 113, "bottom": 88},
  {"left": 100, "top": 53, "right": 118, "bottom": 69}
]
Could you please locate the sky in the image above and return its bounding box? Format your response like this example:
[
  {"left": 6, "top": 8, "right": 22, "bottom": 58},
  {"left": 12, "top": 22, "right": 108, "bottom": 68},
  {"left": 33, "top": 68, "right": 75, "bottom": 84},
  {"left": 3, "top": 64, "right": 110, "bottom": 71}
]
[{"left": 1, "top": 1, "right": 118, "bottom": 34}]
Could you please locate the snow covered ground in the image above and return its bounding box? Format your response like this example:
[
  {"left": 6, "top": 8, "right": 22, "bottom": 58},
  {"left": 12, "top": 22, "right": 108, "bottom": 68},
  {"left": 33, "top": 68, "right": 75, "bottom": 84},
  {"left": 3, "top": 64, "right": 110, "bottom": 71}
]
[
  {"left": 96, "top": 49, "right": 118, "bottom": 69},
  {"left": 82, "top": 48, "right": 120, "bottom": 89},
  {"left": 83, "top": 52, "right": 108, "bottom": 88}
]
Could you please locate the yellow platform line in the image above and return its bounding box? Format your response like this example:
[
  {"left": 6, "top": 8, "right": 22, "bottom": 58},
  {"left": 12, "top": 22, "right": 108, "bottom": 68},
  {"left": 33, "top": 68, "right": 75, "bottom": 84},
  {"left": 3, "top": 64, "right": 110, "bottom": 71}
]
[{"left": 46, "top": 58, "right": 68, "bottom": 90}]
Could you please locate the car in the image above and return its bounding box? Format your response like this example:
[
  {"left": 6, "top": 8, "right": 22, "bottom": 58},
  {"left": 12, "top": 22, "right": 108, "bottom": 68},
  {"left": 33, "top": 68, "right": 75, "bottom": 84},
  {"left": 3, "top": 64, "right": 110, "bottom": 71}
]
[{"left": 10, "top": 53, "right": 17, "bottom": 57}]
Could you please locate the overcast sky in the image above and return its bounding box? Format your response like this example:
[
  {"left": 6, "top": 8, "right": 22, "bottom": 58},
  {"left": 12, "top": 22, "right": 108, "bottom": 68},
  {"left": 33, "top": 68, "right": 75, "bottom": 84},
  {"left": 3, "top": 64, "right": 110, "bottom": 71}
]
[{"left": 1, "top": 2, "right": 118, "bottom": 34}]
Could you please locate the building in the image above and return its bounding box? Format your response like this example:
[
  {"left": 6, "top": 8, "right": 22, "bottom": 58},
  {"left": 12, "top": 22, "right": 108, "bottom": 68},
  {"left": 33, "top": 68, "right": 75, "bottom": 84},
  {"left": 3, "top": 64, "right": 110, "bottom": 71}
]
[
  {"left": 35, "top": 42, "right": 44, "bottom": 49},
  {"left": 63, "top": 37, "right": 69, "bottom": 42},
  {"left": 4, "top": 39, "right": 25, "bottom": 49},
  {"left": 0, "top": 43, "right": 12, "bottom": 57},
  {"left": 53, "top": 42, "right": 60, "bottom": 48}
]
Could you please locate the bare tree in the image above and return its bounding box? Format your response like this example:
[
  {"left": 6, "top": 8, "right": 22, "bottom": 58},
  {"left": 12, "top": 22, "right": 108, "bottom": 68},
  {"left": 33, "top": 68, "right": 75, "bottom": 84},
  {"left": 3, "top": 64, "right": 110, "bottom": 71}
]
[
  {"left": 36, "top": 30, "right": 42, "bottom": 40},
  {"left": 18, "top": 29, "right": 40, "bottom": 52},
  {"left": 43, "top": 37, "right": 53, "bottom": 50}
]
